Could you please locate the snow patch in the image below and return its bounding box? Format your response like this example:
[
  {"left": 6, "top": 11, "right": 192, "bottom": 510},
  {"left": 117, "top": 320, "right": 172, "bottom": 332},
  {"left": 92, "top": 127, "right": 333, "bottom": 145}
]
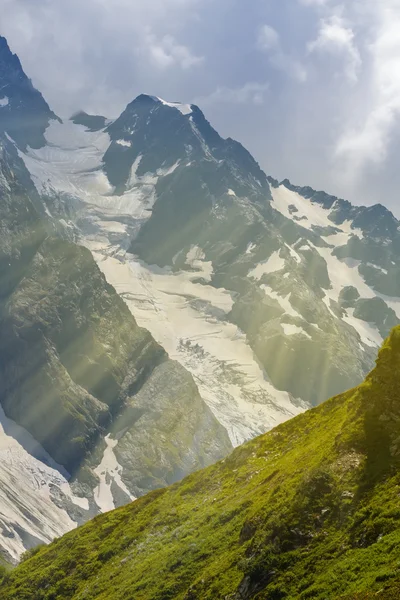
[
  {"left": 94, "top": 435, "right": 135, "bottom": 513},
  {"left": 17, "top": 121, "right": 163, "bottom": 223},
  {"left": 281, "top": 323, "right": 311, "bottom": 339},
  {"left": 343, "top": 308, "right": 382, "bottom": 348},
  {"left": 185, "top": 245, "right": 213, "bottom": 282},
  {"left": 152, "top": 96, "right": 193, "bottom": 116},
  {"left": 248, "top": 250, "right": 285, "bottom": 280},
  {"left": 284, "top": 243, "right": 301, "bottom": 264},
  {"left": 261, "top": 285, "right": 302, "bottom": 319},
  {"left": 116, "top": 139, "right": 132, "bottom": 147},
  {"left": 366, "top": 262, "right": 388, "bottom": 275}
]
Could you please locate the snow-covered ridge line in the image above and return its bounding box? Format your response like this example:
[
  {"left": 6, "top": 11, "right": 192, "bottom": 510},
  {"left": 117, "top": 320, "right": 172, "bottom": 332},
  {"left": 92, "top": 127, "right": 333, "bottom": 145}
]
[{"left": 149, "top": 95, "right": 193, "bottom": 116}]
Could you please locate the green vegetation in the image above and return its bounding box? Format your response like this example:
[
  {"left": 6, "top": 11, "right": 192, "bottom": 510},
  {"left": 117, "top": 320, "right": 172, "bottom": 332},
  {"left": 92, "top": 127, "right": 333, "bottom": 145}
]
[{"left": 4, "top": 328, "right": 400, "bottom": 599}]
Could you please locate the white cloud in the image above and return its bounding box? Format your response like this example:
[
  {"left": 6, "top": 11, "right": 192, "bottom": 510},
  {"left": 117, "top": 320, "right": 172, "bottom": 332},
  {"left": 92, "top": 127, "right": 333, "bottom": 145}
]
[
  {"left": 299, "top": 0, "right": 329, "bottom": 6},
  {"left": 0, "top": 0, "right": 204, "bottom": 116},
  {"left": 2, "top": 0, "right": 400, "bottom": 212},
  {"left": 257, "top": 24, "right": 307, "bottom": 82},
  {"left": 144, "top": 33, "right": 204, "bottom": 70},
  {"left": 258, "top": 25, "right": 280, "bottom": 51},
  {"left": 334, "top": 1, "right": 400, "bottom": 177},
  {"left": 308, "top": 15, "right": 361, "bottom": 82},
  {"left": 194, "top": 82, "right": 270, "bottom": 106}
]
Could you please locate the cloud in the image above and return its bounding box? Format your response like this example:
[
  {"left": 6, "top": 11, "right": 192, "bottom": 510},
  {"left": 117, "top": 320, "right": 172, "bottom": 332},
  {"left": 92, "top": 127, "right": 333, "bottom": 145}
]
[
  {"left": 2, "top": 0, "right": 400, "bottom": 213},
  {"left": 334, "top": 1, "right": 400, "bottom": 178},
  {"left": 258, "top": 25, "right": 280, "bottom": 51},
  {"left": 144, "top": 32, "right": 204, "bottom": 70},
  {"left": 194, "top": 82, "right": 270, "bottom": 106},
  {"left": 257, "top": 24, "right": 307, "bottom": 82},
  {"left": 0, "top": 0, "right": 205, "bottom": 116},
  {"left": 299, "top": 0, "right": 329, "bottom": 6},
  {"left": 308, "top": 14, "right": 361, "bottom": 82}
]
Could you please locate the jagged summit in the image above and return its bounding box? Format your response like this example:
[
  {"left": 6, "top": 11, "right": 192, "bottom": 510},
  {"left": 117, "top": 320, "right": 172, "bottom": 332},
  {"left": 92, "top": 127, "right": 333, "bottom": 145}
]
[
  {"left": 103, "top": 92, "right": 269, "bottom": 195},
  {"left": 0, "top": 35, "right": 59, "bottom": 149}
]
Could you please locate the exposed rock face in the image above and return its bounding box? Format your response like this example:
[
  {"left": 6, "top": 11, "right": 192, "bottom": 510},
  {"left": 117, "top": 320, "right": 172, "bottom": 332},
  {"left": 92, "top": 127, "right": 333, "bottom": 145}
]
[
  {"left": 0, "top": 235, "right": 163, "bottom": 473},
  {"left": 0, "top": 36, "right": 59, "bottom": 149},
  {"left": 112, "top": 359, "right": 232, "bottom": 497}
]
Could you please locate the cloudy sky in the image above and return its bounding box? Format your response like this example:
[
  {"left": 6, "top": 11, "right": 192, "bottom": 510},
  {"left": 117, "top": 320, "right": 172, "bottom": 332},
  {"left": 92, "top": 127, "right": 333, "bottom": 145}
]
[{"left": 1, "top": 0, "right": 400, "bottom": 213}]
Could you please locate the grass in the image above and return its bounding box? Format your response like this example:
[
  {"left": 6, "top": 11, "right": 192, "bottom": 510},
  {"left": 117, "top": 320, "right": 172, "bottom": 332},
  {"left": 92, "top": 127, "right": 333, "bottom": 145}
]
[{"left": 3, "top": 328, "right": 400, "bottom": 599}]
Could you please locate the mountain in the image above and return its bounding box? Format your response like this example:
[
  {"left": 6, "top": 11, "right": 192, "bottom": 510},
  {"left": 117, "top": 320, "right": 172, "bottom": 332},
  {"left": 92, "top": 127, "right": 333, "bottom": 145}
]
[
  {"left": 2, "top": 33, "right": 400, "bottom": 566},
  {"left": 0, "top": 42, "right": 231, "bottom": 563},
  {"left": 18, "top": 96, "right": 307, "bottom": 445},
  {"left": 17, "top": 90, "right": 400, "bottom": 436},
  {"left": 3, "top": 326, "right": 400, "bottom": 599}
]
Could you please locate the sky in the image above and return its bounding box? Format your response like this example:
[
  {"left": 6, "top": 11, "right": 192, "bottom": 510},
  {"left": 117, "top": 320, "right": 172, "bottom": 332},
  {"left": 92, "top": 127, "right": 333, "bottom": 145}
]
[{"left": 1, "top": 0, "right": 400, "bottom": 213}]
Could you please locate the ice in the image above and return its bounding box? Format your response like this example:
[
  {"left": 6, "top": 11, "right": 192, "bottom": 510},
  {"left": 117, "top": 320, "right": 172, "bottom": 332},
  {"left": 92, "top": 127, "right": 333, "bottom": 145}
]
[
  {"left": 87, "top": 243, "right": 306, "bottom": 446},
  {"left": 16, "top": 121, "right": 161, "bottom": 220},
  {"left": 18, "top": 120, "right": 112, "bottom": 202}
]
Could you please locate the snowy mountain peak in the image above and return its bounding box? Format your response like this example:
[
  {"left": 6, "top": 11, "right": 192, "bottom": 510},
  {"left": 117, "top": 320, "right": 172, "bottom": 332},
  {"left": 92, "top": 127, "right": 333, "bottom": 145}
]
[
  {"left": 102, "top": 92, "right": 269, "bottom": 196},
  {"left": 147, "top": 95, "right": 193, "bottom": 115}
]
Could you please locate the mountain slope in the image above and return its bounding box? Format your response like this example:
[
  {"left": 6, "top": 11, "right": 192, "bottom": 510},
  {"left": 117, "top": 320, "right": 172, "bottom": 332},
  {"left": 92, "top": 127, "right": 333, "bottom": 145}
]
[
  {"left": 4, "top": 327, "right": 400, "bottom": 599},
  {"left": 0, "top": 45, "right": 232, "bottom": 561}
]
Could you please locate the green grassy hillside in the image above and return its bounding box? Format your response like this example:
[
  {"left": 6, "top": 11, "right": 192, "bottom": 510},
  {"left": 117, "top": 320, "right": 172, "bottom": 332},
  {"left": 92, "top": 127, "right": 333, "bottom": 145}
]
[{"left": 3, "top": 328, "right": 400, "bottom": 599}]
